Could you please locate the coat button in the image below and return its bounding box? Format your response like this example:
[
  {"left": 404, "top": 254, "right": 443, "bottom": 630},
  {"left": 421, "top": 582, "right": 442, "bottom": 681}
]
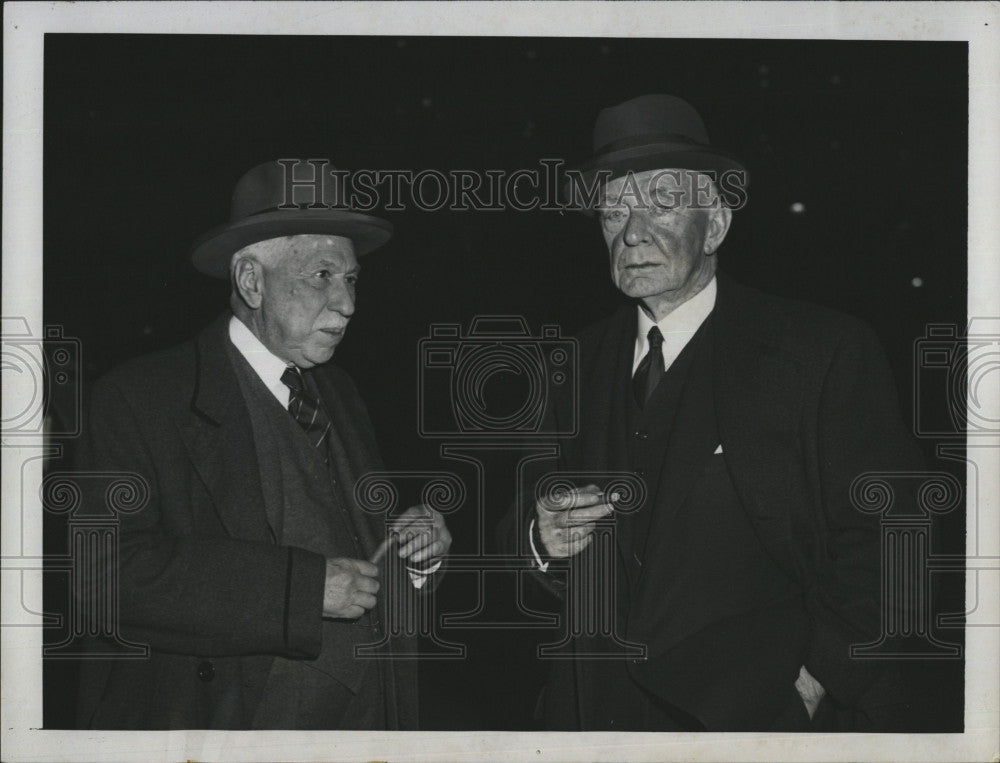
[
  {"left": 197, "top": 660, "right": 215, "bottom": 682},
  {"left": 634, "top": 468, "right": 646, "bottom": 479},
  {"left": 633, "top": 430, "right": 648, "bottom": 440}
]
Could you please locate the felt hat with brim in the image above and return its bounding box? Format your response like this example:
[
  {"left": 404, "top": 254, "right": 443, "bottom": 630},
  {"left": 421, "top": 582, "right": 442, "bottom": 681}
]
[
  {"left": 191, "top": 160, "right": 393, "bottom": 279},
  {"left": 564, "top": 94, "right": 749, "bottom": 212}
]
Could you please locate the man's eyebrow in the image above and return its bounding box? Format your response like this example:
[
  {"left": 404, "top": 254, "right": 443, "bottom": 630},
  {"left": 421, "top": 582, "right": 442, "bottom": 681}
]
[
  {"left": 312, "top": 255, "right": 361, "bottom": 270},
  {"left": 296, "top": 259, "right": 361, "bottom": 276}
]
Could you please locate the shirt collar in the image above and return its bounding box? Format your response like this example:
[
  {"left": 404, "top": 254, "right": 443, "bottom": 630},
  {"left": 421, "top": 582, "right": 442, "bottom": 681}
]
[
  {"left": 634, "top": 276, "right": 717, "bottom": 371},
  {"left": 228, "top": 314, "right": 293, "bottom": 407}
]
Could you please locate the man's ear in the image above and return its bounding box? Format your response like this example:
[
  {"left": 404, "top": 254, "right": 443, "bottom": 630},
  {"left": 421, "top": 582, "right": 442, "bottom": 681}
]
[
  {"left": 703, "top": 205, "right": 733, "bottom": 256},
  {"left": 232, "top": 256, "right": 265, "bottom": 309}
]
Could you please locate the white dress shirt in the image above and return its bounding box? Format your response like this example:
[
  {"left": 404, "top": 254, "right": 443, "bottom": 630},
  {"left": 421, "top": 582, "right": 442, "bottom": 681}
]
[
  {"left": 632, "top": 275, "right": 717, "bottom": 375},
  {"left": 228, "top": 316, "right": 438, "bottom": 586},
  {"left": 229, "top": 315, "right": 293, "bottom": 407}
]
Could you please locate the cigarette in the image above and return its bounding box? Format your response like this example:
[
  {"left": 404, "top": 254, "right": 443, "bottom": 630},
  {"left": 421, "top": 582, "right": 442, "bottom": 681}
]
[{"left": 369, "top": 535, "right": 396, "bottom": 565}]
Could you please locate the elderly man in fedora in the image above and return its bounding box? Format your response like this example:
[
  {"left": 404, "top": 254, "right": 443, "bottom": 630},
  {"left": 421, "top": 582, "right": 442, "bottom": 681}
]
[
  {"left": 501, "top": 95, "right": 923, "bottom": 732},
  {"left": 74, "top": 160, "right": 450, "bottom": 729}
]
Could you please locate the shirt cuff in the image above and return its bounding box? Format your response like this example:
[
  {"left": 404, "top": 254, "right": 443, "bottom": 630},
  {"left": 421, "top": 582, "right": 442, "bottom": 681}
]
[
  {"left": 528, "top": 517, "right": 550, "bottom": 572},
  {"left": 407, "top": 560, "right": 443, "bottom": 589}
]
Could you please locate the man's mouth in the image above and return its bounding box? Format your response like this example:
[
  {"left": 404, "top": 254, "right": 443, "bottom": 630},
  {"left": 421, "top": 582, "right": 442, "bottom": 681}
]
[{"left": 623, "top": 262, "right": 659, "bottom": 270}]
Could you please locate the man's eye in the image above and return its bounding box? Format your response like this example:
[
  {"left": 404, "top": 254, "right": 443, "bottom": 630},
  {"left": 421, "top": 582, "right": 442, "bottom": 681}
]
[
  {"left": 601, "top": 209, "right": 627, "bottom": 225},
  {"left": 345, "top": 274, "right": 359, "bottom": 286},
  {"left": 314, "top": 269, "right": 332, "bottom": 279}
]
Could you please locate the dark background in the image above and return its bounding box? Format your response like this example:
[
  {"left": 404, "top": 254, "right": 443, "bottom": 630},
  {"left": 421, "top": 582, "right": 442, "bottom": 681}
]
[{"left": 43, "top": 35, "right": 967, "bottom": 730}]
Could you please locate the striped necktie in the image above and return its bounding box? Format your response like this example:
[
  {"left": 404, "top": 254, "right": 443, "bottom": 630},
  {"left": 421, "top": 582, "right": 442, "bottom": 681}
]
[{"left": 280, "top": 366, "right": 332, "bottom": 459}]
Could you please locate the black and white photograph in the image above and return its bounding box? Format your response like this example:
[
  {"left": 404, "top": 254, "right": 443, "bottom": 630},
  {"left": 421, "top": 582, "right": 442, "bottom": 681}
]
[{"left": 3, "top": 2, "right": 998, "bottom": 761}]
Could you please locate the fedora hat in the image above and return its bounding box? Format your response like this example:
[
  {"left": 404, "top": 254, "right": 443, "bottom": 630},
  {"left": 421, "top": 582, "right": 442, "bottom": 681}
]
[
  {"left": 191, "top": 160, "right": 393, "bottom": 279},
  {"left": 565, "top": 94, "right": 749, "bottom": 210}
]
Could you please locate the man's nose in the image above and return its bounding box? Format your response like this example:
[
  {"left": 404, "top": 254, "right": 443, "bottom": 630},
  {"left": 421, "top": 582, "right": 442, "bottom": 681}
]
[
  {"left": 622, "top": 211, "right": 652, "bottom": 246},
  {"left": 327, "top": 283, "right": 355, "bottom": 317}
]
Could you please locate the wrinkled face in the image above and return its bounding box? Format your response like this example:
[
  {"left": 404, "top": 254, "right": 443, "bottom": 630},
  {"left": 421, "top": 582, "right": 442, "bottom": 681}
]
[
  {"left": 598, "top": 169, "right": 727, "bottom": 303},
  {"left": 255, "top": 234, "right": 359, "bottom": 368}
]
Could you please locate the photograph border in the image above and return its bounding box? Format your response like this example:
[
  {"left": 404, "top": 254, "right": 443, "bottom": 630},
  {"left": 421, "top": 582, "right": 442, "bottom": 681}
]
[{"left": 3, "top": 2, "right": 998, "bottom": 760}]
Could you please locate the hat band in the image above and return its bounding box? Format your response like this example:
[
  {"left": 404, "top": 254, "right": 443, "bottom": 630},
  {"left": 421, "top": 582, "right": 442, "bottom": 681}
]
[
  {"left": 235, "top": 201, "right": 353, "bottom": 222},
  {"left": 594, "top": 131, "right": 703, "bottom": 156}
]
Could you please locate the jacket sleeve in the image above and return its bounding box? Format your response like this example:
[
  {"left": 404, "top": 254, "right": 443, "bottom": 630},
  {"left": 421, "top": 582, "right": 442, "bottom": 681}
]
[
  {"left": 76, "top": 374, "right": 327, "bottom": 659},
  {"left": 804, "top": 321, "right": 924, "bottom": 707},
  {"left": 495, "top": 422, "right": 571, "bottom": 600}
]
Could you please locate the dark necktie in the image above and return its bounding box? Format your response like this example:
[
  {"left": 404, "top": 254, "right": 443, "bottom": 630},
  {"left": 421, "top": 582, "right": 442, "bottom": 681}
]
[
  {"left": 281, "top": 366, "right": 332, "bottom": 459},
  {"left": 632, "top": 326, "right": 665, "bottom": 408}
]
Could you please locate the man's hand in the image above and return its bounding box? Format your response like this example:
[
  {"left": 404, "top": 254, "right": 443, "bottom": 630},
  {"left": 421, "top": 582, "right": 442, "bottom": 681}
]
[
  {"left": 536, "top": 483, "right": 614, "bottom": 558},
  {"left": 322, "top": 558, "right": 380, "bottom": 619},
  {"left": 372, "top": 504, "right": 451, "bottom": 568}
]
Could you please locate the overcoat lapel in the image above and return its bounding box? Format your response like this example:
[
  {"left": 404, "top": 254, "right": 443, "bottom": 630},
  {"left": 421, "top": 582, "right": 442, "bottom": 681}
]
[
  {"left": 577, "top": 307, "right": 638, "bottom": 562},
  {"left": 711, "top": 275, "right": 804, "bottom": 578},
  {"left": 309, "top": 369, "right": 382, "bottom": 558},
  {"left": 310, "top": 366, "right": 401, "bottom": 727},
  {"left": 577, "top": 307, "right": 635, "bottom": 473},
  {"left": 178, "top": 313, "right": 274, "bottom": 544}
]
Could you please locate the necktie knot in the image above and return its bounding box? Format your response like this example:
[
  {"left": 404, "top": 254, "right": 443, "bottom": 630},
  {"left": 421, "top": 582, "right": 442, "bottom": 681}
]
[
  {"left": 280, "top": 366, "right": 332, "bottom": 459},
  {"left": 281, "top": 366, "right": 305, "bottom": 395},
  {"left": 647, "top": 326, "right": 664, "bottom": 351}
]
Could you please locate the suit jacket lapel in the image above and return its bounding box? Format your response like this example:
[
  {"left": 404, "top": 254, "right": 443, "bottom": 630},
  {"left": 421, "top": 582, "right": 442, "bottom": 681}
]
[
  {"left": 178, "top": 312, "right": 274, "bottom": 543},
  {"left": 643, "top": 317, "right": 720, "bottom": 555}
]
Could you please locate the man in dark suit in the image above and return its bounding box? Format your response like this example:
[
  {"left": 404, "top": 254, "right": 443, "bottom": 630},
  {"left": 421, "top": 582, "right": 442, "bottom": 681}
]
[
  {"left": 500, "top": 95, "right": 923, "bottom": 732},
  {"left": 75, "top": 160, "right": 451, "bottom": 729}
]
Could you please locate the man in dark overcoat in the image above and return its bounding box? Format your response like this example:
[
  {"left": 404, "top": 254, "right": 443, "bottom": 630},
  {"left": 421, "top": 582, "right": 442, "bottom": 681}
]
[
  {"left": 75, "top": 160, "right": 451, "bottom": 729},
  {"left": 500, "top": 95, "right": 923, "bottom": 732}
]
